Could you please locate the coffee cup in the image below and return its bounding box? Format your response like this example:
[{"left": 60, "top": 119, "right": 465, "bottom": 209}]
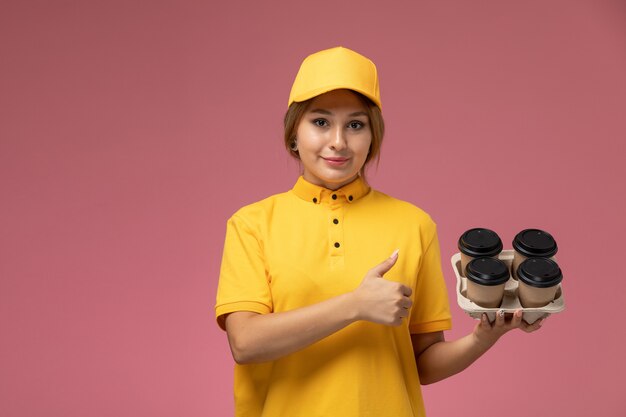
[
  {"left": 458, "top": 228, "right": 503, "bottom": 277},
  {"left": 516, "top": 257, "right": 562, "bottom": 307},
  {"left": 465, "top": 257, "right": 510, "bottom": 308},
  {"left": 512, "top": 229, "right": 558, "bottom": 279}
]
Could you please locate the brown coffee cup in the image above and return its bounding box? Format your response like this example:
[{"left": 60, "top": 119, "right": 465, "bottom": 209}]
[
  {"left": 458, "top": 228, "right": 503, "bottom": 277},
  {"left": 512, "top": 229, "right": 558, "bottom": 279},
  {"left": 517, "top": 257, "right": 563, "bottom": 307},
  {"left": 465, "top": 257, "right": 510, "bottom": 308}
]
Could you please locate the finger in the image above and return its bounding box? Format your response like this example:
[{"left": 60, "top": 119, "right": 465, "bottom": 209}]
[
  {"left": 522, "top": 317, "right": 545, "bottom": 333},
  {"left": 511, "top": 309, "right": 523, "bottom": 328},
  {"left": 480, "top": 313, "right": 492, "bottom": 329},
  {"left": 400, "top": 284, "right": 412, "bottom": 297},
  {"left": 495, "top": 309, "right": 505, "bottom": 327},
  {"left": 371, "top": 249, "right": 399, "bottom": 277}
]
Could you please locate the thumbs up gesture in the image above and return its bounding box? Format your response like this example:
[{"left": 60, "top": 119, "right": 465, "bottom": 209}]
[{"left": 351, "top": 250, "right": 413, "bottom": 326}]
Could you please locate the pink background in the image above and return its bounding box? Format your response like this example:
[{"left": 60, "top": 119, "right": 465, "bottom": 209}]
[{"left": 1, "top": 1, "right": 625, "bottom": 416}]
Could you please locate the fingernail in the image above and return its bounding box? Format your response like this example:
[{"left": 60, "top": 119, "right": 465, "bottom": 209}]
[
  {"left": 498, "top": 310, "right": 505, "bottom": 318},
  {"left": 390, "top": 249, "right": 399, "bottom": 259}
]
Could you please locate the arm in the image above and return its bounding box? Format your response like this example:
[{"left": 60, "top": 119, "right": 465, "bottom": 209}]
[
  {"left": 225, "top": 250, "right": 413, "bottom": 364},
  {"left": 413, "top": 310, "right": 545, "bottom": 385},
  {"left": 225, "top": 294, "right": 356, "bottom": 364}
]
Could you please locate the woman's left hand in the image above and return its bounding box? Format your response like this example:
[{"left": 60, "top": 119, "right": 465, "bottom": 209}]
[
  {"left": 473, "top": 309, "right": 545, "bottom": 348},
  {"left": 414, "top": 309, "right": 546, "bottom": 384}
]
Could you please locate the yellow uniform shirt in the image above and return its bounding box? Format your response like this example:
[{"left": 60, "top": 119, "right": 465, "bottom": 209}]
[{"left": 216, "top": 176, "right": 452, "bottom": 417}]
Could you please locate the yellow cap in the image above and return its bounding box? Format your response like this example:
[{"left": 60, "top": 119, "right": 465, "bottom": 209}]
[{"left": 288, "top": 46, "right": 381, "bottom": 109}]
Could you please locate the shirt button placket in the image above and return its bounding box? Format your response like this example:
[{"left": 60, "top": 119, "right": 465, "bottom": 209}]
[{"left": 329, "top": 194, "right": 344, "bottom": 259}]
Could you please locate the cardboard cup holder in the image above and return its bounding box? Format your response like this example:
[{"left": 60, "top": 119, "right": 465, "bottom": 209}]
[{"left": 451, "top": 250, "right": 565, "bottom": 324}]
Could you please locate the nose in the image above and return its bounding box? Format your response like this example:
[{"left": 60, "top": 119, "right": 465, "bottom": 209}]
[{"left": 329, "top": 125, "right": 347, "bottom": 151}]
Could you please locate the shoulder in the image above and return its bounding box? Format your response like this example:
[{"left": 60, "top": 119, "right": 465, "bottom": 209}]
[
  {"left": 227, "top": 190, "right": 294, "bottom": 227},
  {"left": 362, "top": 189, "right": 439, "bottom": 246},
  {"left": 368, "top": 189, "right": 436, "bottom": 225}
]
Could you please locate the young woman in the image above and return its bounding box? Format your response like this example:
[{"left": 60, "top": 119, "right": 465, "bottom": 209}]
[{"left": 215, "top": 46, "right": 543, "bottom": 417}]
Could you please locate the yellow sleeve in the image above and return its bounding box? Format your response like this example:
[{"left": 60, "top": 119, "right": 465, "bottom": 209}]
[
  {"left": 409, "top": 226, "right": 453, "bottom": 334},
  {"left": 215, "top": 213, "right": 273, "bottom": 330}
]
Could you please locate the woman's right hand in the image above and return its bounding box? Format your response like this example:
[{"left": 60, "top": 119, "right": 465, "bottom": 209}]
[
  {"left": 224, "top": 250, "right": 414, "bottom": 364},
  {"left": 351, "top": 250, "right": 413, "bottom": 326}
]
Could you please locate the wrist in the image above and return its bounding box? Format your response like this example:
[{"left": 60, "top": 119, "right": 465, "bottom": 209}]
[
  {"left": 343, "top": 291, "right": 362, "bottom": 323},
  {"left": 472, "top": 327, "right": 498, "bottom": 352}
]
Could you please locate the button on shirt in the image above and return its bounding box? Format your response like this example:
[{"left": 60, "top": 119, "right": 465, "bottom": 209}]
[{"left": 216, "top": 176, "right": 452, "bottom": 417}]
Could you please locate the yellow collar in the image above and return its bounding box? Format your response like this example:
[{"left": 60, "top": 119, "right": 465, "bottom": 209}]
[{"left": 292, "top": 176, "right": 370, "bottom": 204}]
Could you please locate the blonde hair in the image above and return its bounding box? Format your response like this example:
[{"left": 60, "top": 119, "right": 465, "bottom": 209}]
[{"left": 283, "top": 91, "right": 385, "bottom": 174}]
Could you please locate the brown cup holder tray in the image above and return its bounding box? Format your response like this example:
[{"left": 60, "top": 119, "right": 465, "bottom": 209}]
[{"left": 451, "top": 250, "right": 565, "bottom": 324}]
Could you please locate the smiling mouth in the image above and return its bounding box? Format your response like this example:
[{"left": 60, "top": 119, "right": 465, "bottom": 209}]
[
  {"left": 322, "top": 157, "right": 349, "bottom": 163},
  {"left": 322, "top": 157, "right": 350, "bottom": 167}
]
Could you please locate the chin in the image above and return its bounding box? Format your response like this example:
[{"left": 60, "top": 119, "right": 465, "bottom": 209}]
[{"left": 324, "top": 174, "right": 359, "bottom": 187}]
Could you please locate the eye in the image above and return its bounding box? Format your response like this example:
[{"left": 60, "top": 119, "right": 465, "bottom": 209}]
[
  {"left": 313, "top": 119, "right": 328, "bottom": 127},
  {"left": 348, "top": 121, "right": 364, "bottom": 129}
]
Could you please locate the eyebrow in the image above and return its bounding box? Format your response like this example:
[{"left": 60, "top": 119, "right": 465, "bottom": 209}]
[{"left": 309, "top": 109, "right": 368, "bottom": 117}]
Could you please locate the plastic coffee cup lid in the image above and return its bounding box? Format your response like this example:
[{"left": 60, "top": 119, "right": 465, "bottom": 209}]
[
  {"left": 465, "top": 257, "right": 510, "bottom": 286},
  {"left": 512, "top": 229, "right": 558, "bottom": 258},
  {"left": 458, "top": 228, "right": 503, "bottom": 258},
  {"left": 517, "top": 257, "right": 563, "bottom": 288}
]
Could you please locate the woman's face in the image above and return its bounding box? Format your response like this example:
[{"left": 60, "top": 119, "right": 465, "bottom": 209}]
[{"left": 296, "top": 89, "right": 372, "bottom": 190}]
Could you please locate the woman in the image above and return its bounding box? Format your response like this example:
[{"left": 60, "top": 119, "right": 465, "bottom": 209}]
[{"left": 215, "top": 46, "right": 543, "bottom": 417}]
